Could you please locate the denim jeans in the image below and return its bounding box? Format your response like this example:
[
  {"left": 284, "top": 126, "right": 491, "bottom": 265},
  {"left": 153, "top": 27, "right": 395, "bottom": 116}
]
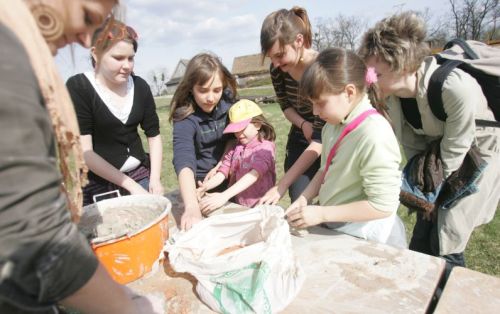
[{"left": 138, "top": 176, "right": 150, "bottom": 190}]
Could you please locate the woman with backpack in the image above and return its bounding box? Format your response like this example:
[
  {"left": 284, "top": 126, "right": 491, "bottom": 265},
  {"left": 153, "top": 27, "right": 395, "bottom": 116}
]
[{"left": 358, "top": 12, "right": 500, "bottom": 275}]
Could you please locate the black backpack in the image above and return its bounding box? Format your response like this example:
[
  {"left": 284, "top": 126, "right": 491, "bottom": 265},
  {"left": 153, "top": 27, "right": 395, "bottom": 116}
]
[{"left": 427, "top": 39, "right": 500, "bottom": 128}]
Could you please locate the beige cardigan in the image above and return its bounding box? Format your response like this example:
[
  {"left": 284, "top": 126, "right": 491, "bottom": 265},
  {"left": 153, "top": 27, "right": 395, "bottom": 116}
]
[{"left": 387, "top": 56, "right": 500, "bottom": 255}]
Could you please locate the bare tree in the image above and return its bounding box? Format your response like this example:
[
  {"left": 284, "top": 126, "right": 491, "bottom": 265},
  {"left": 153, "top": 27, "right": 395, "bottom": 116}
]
[
  {"left": 417, "top": 8, "right": 451, "bottom": 48},
  {"left": 449, "top": 0, "right": 499, "bottom": 40},
  {"left": 312, "top": 14, "right": 367, "bottom": 51},
  {"left": 312, "top": 17, "right": 336, "bottom": 51},
  {"left": 336, "top": 15, "right": 367, "bottom": 50},
  {"left": 482, "top": 4, "right": 500, "bottom": 40},
  {"left": 148, "top": 67, "right": 169, "bottom": 96}
]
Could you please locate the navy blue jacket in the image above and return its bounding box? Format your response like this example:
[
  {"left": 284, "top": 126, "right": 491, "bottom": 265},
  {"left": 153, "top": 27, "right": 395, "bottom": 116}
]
[{"left": 172, "top": 94, "right": 234, "bottom": 181}]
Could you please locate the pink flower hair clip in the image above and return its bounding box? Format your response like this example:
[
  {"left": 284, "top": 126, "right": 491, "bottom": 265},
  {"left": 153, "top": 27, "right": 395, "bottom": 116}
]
[{"left": 365, "top": 67, "right": 378, "bottom": 86}]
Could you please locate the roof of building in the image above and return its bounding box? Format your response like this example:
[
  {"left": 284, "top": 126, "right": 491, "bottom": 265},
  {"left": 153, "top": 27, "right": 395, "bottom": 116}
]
[
  {"left": 166, "top": 59, "right": 189, "bottom": 85},
  {"left": 232, "top": 53, "right": 271, "bottom": 77},
  {"left": 166, "top": 76, "right": 182, "bottom": 86},
  {"left": 487, "top": 39, "right": 500, "bottom": 47}
]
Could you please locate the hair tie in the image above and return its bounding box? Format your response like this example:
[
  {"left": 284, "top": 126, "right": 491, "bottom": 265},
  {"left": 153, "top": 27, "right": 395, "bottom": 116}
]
[{"left": 365, "top": 67, "right": 378, "bottom": 86}]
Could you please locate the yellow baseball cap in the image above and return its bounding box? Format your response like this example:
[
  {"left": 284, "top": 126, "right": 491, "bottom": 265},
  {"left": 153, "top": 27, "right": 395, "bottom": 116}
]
[{"left": 223, "top": 99, "right": 263, "bottom": 133}]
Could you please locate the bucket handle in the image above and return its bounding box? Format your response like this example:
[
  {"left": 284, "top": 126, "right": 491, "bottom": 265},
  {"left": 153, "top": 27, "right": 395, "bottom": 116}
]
[{"left": 93, "top": 190, "right": 121, "bottom": 203}]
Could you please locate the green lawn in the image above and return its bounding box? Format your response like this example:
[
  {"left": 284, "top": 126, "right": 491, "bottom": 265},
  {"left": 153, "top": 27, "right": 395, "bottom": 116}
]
[{"left": 148, "top": 95, "right": 500, "bottom": 277}]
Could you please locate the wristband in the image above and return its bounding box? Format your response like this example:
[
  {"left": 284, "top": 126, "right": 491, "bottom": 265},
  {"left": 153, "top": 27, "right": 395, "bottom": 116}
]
[{"left": 300, "top": 120, "right": 307, "bottom": 130}]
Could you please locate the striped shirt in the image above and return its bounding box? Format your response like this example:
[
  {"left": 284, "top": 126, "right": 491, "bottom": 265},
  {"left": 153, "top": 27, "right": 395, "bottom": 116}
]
[{"left": 270, "top": 64, "right": 325, "bottom": 142}]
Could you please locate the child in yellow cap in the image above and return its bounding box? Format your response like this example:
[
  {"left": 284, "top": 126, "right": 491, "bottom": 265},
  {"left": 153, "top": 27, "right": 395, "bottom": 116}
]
[{"left": 198, "top": 99, "right": 276, "bottom": 212}]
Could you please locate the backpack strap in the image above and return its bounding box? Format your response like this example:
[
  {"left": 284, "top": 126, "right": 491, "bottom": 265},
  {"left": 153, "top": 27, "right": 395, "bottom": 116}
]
[
  {"left": 427, "top": 59, "right": 463, "bottom": 121},
  {"left": 428, "top": 39, "right": 500, "bottom": 128},
  {"left": 428, "top": 58, "right": 500, "bottom": 127},
  {"left": 443, "top": 38, "right": 479, "bottom": 60},
  {"left": 428, "top": 39, "right": 477, "bottom": 121},
  {"left": 475, "top": 119, "right": 500, "bottom": 127}
]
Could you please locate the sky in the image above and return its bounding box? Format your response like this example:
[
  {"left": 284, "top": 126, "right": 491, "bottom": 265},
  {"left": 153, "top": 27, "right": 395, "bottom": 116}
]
[{"left": 55, "top": 0, "right": 449, "bottom": 82}]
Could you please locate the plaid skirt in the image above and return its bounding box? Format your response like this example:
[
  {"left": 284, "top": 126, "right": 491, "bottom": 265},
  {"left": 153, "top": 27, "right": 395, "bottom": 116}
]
[{"left": 82, "top": 164, "right": 150, "bottom": 206}]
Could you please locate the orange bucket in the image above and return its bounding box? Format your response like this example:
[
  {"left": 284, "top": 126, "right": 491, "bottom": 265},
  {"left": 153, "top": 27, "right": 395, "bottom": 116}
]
[{"left": 79, "top": 195, "right": 171, "bottom": 284}]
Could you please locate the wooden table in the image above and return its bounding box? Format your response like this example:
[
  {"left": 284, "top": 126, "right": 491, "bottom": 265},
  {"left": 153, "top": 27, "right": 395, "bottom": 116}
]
[
  {"left": 129, "top": 190, "right": 446, "bottom": 313},
  {"left": 434, "top": 266, "right": 500, "bottom": 314}
]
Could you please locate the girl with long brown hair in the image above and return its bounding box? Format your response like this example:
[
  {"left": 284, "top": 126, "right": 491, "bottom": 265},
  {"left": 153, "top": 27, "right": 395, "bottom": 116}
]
[{"left": 170, "top": 52, "right": 237, "bottom": 230}]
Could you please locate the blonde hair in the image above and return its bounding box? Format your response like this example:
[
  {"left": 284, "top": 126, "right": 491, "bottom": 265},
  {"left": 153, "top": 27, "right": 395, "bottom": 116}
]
[
  {"left": 260, "top": 6, "right": 312, "bottom": 58},
  {"left": 169, "top": 53, "right": 237, "bottom": 122},
  {"left": 358, "top": 11, "right": 430, "bottom": 73},
  {"left": 300, "top": 48, "right": 388, "bottom": 120}
]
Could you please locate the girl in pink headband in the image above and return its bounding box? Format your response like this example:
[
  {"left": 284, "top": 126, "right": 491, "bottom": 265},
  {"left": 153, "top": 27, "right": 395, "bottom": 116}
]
[{"left": 286, "top": 48, "right": 406, "bottom": 247}]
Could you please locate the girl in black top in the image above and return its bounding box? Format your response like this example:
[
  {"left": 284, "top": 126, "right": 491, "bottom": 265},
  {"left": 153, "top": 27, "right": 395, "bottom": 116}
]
[
  {"left": 259, "top": 6, "right": 325, "bottom": 204},
  {"left": 67, "top": 19, "right": 163, "bottom": 205}
]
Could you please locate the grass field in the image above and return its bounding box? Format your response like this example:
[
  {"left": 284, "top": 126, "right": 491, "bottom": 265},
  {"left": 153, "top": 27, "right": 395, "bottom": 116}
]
[{"left": 150, "top": 92, "right": 499, "bottom": 277}]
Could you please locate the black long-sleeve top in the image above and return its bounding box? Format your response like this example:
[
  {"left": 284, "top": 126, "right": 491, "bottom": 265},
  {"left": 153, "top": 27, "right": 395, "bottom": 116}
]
[{"left": 66, "top": 74, "right": 160, "bottom": 180}]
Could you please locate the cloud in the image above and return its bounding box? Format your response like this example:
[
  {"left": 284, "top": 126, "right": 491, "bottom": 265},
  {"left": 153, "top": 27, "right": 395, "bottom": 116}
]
[
  {"left": 123, "top": 0, "right": 259, "bottom": 48},
  {"left": 125, "top": 0, "right": 247, "bottom": 23}
]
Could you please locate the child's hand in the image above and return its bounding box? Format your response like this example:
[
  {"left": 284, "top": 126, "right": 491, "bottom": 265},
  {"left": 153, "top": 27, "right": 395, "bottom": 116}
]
[
  {"left": 199, "top": 192, "right": 229, "bottom": 215},
  {"left": 180, "top": 207, "right": 202, "bottom": 231},
  {"left": 258, "top": 185, "right": 284, "bottom": 205},
  {"left": 203, "top": 162, "right": 221, "bottom": 184},
  {"left": 285, "top": 195, "right": 307, "bottom": 216},
  {"left": 148, "top": 178, "right": 164, "bottom": 195},
  {"left": 285, "top": 196, "right": 324, "bottom": 228},
  {"left": 196, "top": 180, "right": 208, "bottom": 201}
]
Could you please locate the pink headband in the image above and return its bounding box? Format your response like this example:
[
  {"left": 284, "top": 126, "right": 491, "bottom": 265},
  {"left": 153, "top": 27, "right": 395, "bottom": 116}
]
[{"left": 365, "top": 67, "right": 378, "bottom": 86}]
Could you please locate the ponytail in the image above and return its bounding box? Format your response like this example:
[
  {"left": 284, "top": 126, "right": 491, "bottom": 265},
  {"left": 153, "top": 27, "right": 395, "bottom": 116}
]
[
  {"left": 290, "top": 6, "right": 312, "bottom": 48},
  {"left": 260, "top": 6, "right": 313, "bottom": 57},
  {"left": 366, "top": 83, "right": 390, "bottom": 123}
]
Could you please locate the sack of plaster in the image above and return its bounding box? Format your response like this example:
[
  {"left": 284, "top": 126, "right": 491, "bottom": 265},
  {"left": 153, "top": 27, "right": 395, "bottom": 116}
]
[{"left": 164, "top": 205, "right": 305, "bottom": 314}]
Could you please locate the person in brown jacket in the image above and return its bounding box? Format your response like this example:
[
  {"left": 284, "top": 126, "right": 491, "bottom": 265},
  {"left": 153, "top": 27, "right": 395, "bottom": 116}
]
[{"left": 0, "top": 1, "right": 160, "bottom": 313}]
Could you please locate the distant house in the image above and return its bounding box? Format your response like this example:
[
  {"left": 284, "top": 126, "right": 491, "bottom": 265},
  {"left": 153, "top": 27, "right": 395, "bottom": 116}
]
[
  {"left": 488, "top": 39, "right": 500, "bottom": 47},
  {"left": 165, "top": 59, "right": 189, "bottom": 94},
  {"left": 232, "top": 53, "right": 271, "bottom": 88}
]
